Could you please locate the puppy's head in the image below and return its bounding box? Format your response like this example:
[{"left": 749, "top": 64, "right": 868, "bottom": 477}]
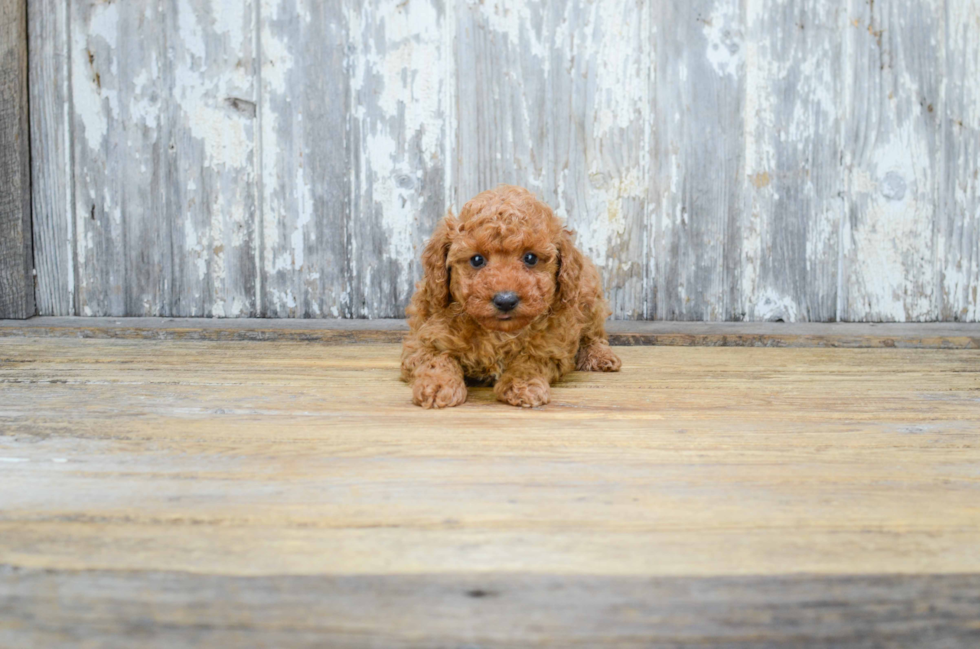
[{"left": 415, "top": 185, "right": 583, "bottom": 333}]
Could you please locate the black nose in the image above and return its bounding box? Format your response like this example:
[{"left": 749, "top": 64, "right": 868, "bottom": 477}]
[{"left": 492, "top": 291, "right": 520, "bottom": 312}]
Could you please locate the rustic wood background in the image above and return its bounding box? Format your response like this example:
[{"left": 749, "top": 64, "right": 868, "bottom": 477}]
[
  {"left": 1, "top": 0, "right": 35, "bottom": 319},
  {"left": 25, "top": 0, "right": 980, "bottom": 321}
]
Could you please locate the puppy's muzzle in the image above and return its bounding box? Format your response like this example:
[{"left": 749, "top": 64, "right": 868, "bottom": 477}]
[{"left": 492, "top": 291, "right": 520, "bottom": 312}]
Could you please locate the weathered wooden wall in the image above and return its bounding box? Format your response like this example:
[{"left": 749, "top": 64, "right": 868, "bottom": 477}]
[
  {"left": 1, "top": 0, "right": 35, "bottom": 319},
  {"left": 26, "top": 0, "right": 980, "bottom": 321}
]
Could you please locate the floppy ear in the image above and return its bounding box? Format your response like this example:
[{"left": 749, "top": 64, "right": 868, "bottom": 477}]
[
  {"left": 554, "top": 228, "right": 585, "bottom": 311},
  {"left": 410, "top": 213, "right": 458, "bottom": 321}
]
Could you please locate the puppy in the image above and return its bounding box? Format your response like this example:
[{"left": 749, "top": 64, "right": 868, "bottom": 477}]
[{"left": 401, "top": 185, "right": 621, "bottom": 408}]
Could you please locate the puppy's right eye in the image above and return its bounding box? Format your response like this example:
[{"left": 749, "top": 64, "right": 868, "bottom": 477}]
[{"left": 469, "top": 255, "right": 486, "bottom": 269}]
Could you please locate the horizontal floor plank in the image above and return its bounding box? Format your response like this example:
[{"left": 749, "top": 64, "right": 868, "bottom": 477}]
[
  {"left": 1, "top": 337, "right": 979, "bottom": 645},
  {"left": 3, "top": 569, "right": 979, "bottom": 648}
]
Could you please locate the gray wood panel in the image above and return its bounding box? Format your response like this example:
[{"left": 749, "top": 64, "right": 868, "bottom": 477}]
[
  {"left": 456, "top": 0, "right": 650, "bottom": 319},
  {"left": 26, "top": 0, "right": 980, "bottom": 322},
  {"left": 71, "top": 1, "right": 170, "bottom": 316},
  {"left": 649, "top": 0, "right": 744, "bottom": 321},
  {"left": 941, "top": 0, "right": 980, "bottom": 321},
  {"left": 840, "top": 0, "right": 945, "bottom": 321},
  {"left": 3, "top": 569, "right": 980, "bottom": 648},
  {"left": 349, "top": 0, "right": 450, "bottom": 318},
  {"left": 28, "top": 0, "right": 73, "bottom": 316},
  {"left": 0, "top": 0, "right": 35, "bottom": 319},
  {"left": 168, "top": 0, "right": 259, "bottom": 318},
  {"left": 741, "top": 0, "right": 843, "bottom": 322},
  {"left": 70, "top": 0, "right": 257, "bottom": 317},
  {"left": 259, "top": 0, "right": 349, "bottom": 318}
]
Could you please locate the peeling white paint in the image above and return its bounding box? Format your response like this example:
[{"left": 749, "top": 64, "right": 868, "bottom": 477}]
[
  {"left": 174, "top": 0, "right": 253, "bottom": 170},
  {"left": 72, "top": 2, "right": 119, "bottom": 152},
  {"left": 703, "top": 0, "right": 744, "bottom": 79},
  {"left": 352, "top": 0, "right": 449, "bottom": 313},
  {"left": 474, "top": 0, "right": 549, "bottom": 65},
  {"left": 754, "top": 287, "right": 801, "bottom": 322},
  {"left": 38, "top": 0, "right": 979, "bottom": 321},
  {"left": 849, "top": 121, "right": 936, "bottom": 321},
  {"left": 259, "top": 13, "right": 294, "bottom": 95}
]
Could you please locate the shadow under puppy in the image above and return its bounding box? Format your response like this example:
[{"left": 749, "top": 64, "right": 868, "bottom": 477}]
[{"left": 401, "top": 185, "right": 621, "bottom": 408}]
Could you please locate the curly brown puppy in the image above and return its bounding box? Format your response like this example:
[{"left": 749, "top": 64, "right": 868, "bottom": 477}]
[{"left": 401, "top": 185, "right": 621, "bottom": 408}]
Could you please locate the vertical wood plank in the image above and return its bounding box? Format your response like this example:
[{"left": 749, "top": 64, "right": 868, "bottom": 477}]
[
  {"left": 741, "top": 1, "right": 843, "bottom": 322},
  {"left": 840, "top": 0, "right": 944, "bottom": 321},
  {"left": 941, "top": 0, "right": 980, "bottom": 321},
  {"left": 454, "top": 1, "right": 544, "bottom": 206},
  {"left": 71, "top": 0, "right": 257, "bottom": 317},
  {"left": 649, "top": 0, "right": 745, "bottom": 321},
  {"left": 71, "top": 1, "right": 169, "bottom": 316},
  {"left": 0, "top": 0, "right": 35, "bottom": 319},
  {"left": 169, "top": 0, "right": 258, "bottom": 317},
  {"left": 349, "top": 0, "right": 450, "bottom": 318},
  {"left": 455, "top": 0, "right": 650, "bottom": 319},
  {"left": 28, "top": 0, "right": 74, "bottom": 315},
  {"left": 259, "top": 0, "right": 349, "bottom": 318}
]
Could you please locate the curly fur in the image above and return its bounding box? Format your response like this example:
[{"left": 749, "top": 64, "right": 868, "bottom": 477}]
[{"left": 401, "top": 185, "right": 621, "bottom": 408}]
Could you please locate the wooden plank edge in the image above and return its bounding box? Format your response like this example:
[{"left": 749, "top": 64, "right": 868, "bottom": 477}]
[
  {"left": 2, "top": 567, "right": 979, "bottom": 648},
  {"left": 0, "top": 317, "right": 977, "bottom": 348}
]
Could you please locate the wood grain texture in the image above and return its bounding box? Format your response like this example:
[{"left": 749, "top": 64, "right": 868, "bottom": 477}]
[
  {"left": 840, "top": 0, "right": 944, "bottom": 321},
  {"left": 941, "top": 0, "right": 980, "bottom": 321},
  {"left": 0, "top": 0, "right": 35, "bottom": 320},
  {"left": 742, "top": 0, "right": 843, "bottom": 322},
  {"left": 3, "top": 570, "right": 980, "bottom": 648},
  {"left": 27, "top": 0, "right": 980, "bottom": 322},
  {"left": 649, "top": 0, "right": 744, "bottom": 321},
  {"left": 455, "top": 0, "right": 650, "bottom": 318},
  {"left": 167, "top": 0, "right": 259, "bottom": 318},
  {"left": 70, "top": 0, "right": 169, "bottom": 316},
  {"left": 28, "top": 0, "right": 73, "bottom": 316},
  {"left": 259, "top": 0, "right": 349, "bottom": 318},
  {"left": 70, "top": 0, "right": 258, "bottom": 317},
  {"left": 349, "top": 0, "right": 450, "bottom": 318},
  {"left": 0, "top": 338, "right": 979, "bottom": 645}
]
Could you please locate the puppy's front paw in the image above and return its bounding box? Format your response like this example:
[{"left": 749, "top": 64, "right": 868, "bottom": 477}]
[
  {"left": 413, "top": 376, "right": 467, "bottom": 409},
  {"left": 576, "top": 342, "right": 622, "bottom": 372},
  {"left": 496, "top": 377, "right": 550, "bottom": 408}
]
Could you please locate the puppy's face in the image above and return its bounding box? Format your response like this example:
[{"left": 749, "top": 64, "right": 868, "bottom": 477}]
[{"left": 446, "top": 203, "right": 561, "bottom": 333}]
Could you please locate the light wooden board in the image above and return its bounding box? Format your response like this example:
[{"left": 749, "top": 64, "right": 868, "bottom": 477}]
[
  {"left": 649, "top": 0, "right": 743, "bottom": 321},
  {"left": 942, "top": 0, "right": 980, "bottom": 321},
  {"left": 349, "top": 0, "right": 451, "bottom": 318},
  {"left": 1, "top": 338, "right": 979, "bottom": 645},
  {"left": 741, "top": 0, "right": 843, "bottom": 322},
  {"left": 0, "top": 0, "right": 34, "bottom": 320},
  {"left": 26, "top": 0, "right": 980, "bottom": 322},
  {"left": 69, "top": 0, "right": 258, "bottom": 317},
  {"left": 27, "top": 0, "right": 72, "bottom": 316},
  {"left": 840, "top": 0, "right": 944, "bottom": 321},
  {"left": 259, "top": 0, "right": 349, "bottom": 318}
]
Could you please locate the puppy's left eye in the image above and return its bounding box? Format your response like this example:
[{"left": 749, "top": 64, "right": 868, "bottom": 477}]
[{"left": 523, "top": 252, "right": 538, "bottom": 267}]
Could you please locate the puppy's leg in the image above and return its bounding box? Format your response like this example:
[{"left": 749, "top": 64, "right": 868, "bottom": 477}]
[
  {"left": 575, "top": 303, "right": 621, "bottom": 373},
  {"left": 575, "top": 339, "right": 621, "bottom": 372},
  {"left": 407, "top": 353, "right": 467, "bottom": 409},
  {"left": 495, "top": 358, "right": 553, "bottom": 408}
]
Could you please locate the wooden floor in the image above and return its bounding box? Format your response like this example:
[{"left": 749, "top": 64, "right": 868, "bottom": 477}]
[{"left": 1, "top": 324, "right": 979, "bottom": 647}]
